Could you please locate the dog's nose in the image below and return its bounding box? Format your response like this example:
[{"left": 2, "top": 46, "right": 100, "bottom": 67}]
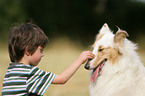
[
  {"left": 84, "top": 59, "right": 91, "bottom": 70},
  {"left": 84, "top": 64, "right": 90, "bottom": 70}
]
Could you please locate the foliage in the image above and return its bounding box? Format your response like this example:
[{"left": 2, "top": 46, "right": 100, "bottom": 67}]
[
  {"left": 0, "top": 0, "right": 27, "bottom": 41},
  {"left": 0, "top": 0, "right": 145, "bottom": 46}
]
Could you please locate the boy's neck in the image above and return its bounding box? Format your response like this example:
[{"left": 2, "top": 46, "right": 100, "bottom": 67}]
[
  {"left": 18, "top": 54, "right": 30, "bottom": 65},
  {"left": 17, "top": 61, "right": 30, "bottom": 65}
]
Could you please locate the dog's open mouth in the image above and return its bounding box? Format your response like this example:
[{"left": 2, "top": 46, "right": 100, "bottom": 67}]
[{"left": 91, "top": 59, "right": 107, "bottom": 82}]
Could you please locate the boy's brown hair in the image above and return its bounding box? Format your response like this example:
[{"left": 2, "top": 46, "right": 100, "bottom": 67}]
[{"left": 8, "top": 23, "right": 48, "bottom": 62}]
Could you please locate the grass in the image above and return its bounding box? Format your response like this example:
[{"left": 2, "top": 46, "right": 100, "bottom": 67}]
[{"left": 0, "top": 37, "right": 145, "bottom": 96}]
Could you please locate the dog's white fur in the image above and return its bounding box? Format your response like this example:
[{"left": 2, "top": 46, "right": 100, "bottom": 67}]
[{"left": 88, "top": 23, "right": 145, "bottom": 96}]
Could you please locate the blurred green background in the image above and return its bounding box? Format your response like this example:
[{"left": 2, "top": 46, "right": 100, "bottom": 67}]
[{"left": 0, "top": 0, "right": 145, "bottom": 95}]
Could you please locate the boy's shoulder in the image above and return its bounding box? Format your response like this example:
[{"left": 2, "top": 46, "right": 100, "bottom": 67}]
[
  {"left": 8, "top": 63, "right": 33, "bottom": 69},
  {"left": 8, "top": 63, "right": 41, "bottom": 73},
  {"left": 5, "top": 63, "right": 39, "bottom": 78}
]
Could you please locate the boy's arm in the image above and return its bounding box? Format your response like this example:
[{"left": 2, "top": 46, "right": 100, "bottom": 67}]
[{"left": 52, "top": 51, "right": 95, "bottom": 84}]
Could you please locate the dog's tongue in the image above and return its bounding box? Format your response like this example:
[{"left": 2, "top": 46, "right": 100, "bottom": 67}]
[{"left": 91, "top": 65, "right": 101, "bottom": 82}]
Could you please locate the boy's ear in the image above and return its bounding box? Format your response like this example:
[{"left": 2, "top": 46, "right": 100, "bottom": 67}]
[
  {"left": 25, "top": 46, "right": 30, "bottom": 56},
  {"left": 114, "top": 27, "right": 129, "bottom": 54}
]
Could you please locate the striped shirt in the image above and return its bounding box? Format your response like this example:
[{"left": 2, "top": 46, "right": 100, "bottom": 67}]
[{"left": 2, "top": 63, "right": 56, "bottom": 96}]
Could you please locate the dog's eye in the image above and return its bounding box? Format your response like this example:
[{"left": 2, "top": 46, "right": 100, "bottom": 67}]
[{"left": 98, "top": 48, "right": 104, "bottom": 52}]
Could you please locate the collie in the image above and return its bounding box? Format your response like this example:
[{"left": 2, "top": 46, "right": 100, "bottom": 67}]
[{"left": 85, "top": 23, "right": 145, "bottom": 96}]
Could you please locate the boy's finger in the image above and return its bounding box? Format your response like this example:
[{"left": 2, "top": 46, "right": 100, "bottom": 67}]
[
  {"left": 89, "top": 53, "right": 95, "bottom": 58},
  {"left": 88, "top": 54, "right": 95, "bottom": 59}
]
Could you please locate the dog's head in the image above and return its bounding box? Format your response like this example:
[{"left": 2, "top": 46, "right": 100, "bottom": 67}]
[{"left": 84, "top": 23, "right": 129, "bottom": 82}]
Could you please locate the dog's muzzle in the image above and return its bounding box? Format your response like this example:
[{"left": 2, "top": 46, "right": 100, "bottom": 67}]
[{"left": 84, "top": 59, "right": 92, "bottom": 70}]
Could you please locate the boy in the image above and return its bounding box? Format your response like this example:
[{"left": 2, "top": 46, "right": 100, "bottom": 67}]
[{"left": 2, "top": 23, "right": 95, "bottom": 96}]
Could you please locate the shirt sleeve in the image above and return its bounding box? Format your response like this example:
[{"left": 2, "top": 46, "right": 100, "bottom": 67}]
[{"left": 26, "top": 67, "right": 56, "bottom": 95}]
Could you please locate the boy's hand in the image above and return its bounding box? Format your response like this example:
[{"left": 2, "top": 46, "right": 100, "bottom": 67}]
[{"left": 77, "top": 51, "right": 95, "bottom": 64}]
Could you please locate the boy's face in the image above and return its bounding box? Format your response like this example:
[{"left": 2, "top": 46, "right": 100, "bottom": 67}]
[{"left": 28, "top": 46, "right": 44, "bottom": 66}]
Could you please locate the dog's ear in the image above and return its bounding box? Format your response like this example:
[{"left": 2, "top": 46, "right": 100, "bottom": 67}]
[
  {"left": 99, "top": 23, "right": 111, "bottom": 34},
  {"left": 114, "top": 27, "right": 129, "bottom": 54}
]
